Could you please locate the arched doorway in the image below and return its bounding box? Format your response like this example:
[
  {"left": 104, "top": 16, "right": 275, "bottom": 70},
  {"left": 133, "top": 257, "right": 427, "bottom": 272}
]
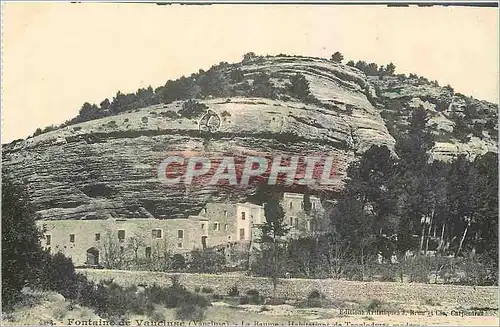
[{"left": 86, "top": 247, "right": 100, "bottom": 266}]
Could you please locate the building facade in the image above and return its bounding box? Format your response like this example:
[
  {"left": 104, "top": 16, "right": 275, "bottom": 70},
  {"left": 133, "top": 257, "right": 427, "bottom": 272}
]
[
  {"left": 36, "top": 192, "right": 323, "bottom": 267},
  {"left": 282, "top": 192, "right": 323, "bottom": 237}
]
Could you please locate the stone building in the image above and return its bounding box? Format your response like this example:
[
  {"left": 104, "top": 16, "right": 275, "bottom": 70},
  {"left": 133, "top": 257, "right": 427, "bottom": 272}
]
[
  {"left": 37, "top": 216, "right": 207, "bottom": 266},
  {"left": 36, "top": 192, "right": 323, "bottom": 267},
  {"left": 282, "top": 192, "right": 323, "bottom": 237}
]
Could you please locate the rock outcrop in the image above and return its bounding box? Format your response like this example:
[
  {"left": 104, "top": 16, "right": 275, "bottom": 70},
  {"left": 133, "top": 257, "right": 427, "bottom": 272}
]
[{"left": 2, "top": 55, "right": 497, "bottom": 220}]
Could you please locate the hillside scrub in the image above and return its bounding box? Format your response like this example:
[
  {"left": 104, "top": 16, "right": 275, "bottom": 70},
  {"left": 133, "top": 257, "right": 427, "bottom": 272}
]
[
  {"left": 178, "top": 100, "right": 208, "bottom": 119},
  {"left": 1, "top": 175, "right": 210, "bottom": 318}
]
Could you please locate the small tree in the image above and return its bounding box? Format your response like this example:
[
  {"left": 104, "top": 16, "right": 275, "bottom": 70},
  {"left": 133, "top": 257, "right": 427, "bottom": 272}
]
[
  {"left": 152, "top": 237, "right": 173, "bottom": 271},
  {"left": 288, "top": 73, "right": 311, "bottom": 101},
  {"left": 386, "top": 62, "right": 396, "bottom": 75},
  {"left": 33, "top": 127, "right": 43, "bottom": 137},
  {"left": 243, "top": 52, "right": 257, "bottom": 63},
  {"left": 189, "top": 249, "right": 225, "bottom": 273},
  {"left": 230, "top": 68, "right": 245, "bottom": 83},
  {"left": 258, "top": 192, "right": 290, "bottom": 299},
  {"left": 250, "top": 72, "right": 276, "bottom": 99},
  {"left": 330, "top": 52, "right": 344, "bottom": 63},
  {"left": 346, "top": 60, "right": 355, "bottom": 67},
  {"left": 99, "top": 229, "right": 126, "bottom": 269},
  {"left": 171, "top": 254, "right": 186, "bottom": 270},
  {"left": 179, "top": 100, "right": 208, "bottom": 119},
  {"left": 127, "top": 232, "right": 146, "bottom": 268},
  {"left": 365, "top": 63, "right": 379, "bottom": 76},
  {"left": 355, "top": 60, "right": 368, "bottom": 72}
]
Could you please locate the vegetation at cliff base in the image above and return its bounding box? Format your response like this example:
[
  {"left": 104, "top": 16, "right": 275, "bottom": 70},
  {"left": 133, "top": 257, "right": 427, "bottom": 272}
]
[
  {"left": 1, "top": 174, "right": 211, "bottom": 320},
  {"left": 249, "top": 108, "right": 498, "bottom": 284}
]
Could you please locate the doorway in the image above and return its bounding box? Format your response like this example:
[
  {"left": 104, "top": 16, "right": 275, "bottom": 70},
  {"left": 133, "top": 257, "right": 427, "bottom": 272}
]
[{"left": 86, "top": 247, "right": 100, "bottom": 266}]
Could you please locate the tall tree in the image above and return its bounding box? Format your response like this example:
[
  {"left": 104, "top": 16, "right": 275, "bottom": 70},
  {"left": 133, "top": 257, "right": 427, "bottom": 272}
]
[
  {"left": 2, "top": 173, "right": 44, "bottom": 309},
  {"left": 258, "top": 191, "right": 290, "bottom": 299},
  {"left": 394, "top": 106, "right": 436, "bottom": 255},
  {"left": 469, "top": 152, "right": 498, "bottom": 256},
  {"left": 331, "top": 145, "right": 398, "bottom": 272},
  {"left": 446, "top": 155, "right": 475, "bottom": 257},
  {"left": 331, "top": 196, "right": 374, "bottom": 279}
]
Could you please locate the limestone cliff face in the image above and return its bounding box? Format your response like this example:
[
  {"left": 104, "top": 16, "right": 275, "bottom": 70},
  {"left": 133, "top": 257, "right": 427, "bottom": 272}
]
[
  {"left": 2, "top": 56, "right": 497, "bottom": 220},
  {"left": 368, "top": 75, "right": 498, "bottom": 161}
]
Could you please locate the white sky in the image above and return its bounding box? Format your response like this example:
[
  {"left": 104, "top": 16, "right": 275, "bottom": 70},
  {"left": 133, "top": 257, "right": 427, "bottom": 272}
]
[{"left": 1, "top": 3, "right": 498, "bottom": 143}]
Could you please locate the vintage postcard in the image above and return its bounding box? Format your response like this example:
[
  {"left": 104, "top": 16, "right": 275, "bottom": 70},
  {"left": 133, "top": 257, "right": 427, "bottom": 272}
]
[{"left": 1, "top": 1, "right": 498, "bottom": 326}]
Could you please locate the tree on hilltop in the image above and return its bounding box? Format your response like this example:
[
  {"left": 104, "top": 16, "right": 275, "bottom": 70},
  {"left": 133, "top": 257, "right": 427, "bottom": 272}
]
[
  {"left": 243, "top": 52, "right": 257, "bottom": 63},
  {"left": 386, "top": 62, "right": 396, "bottom": 75},
  {"left": 331, "top": 52, "right": 344, "bottom": 63}
]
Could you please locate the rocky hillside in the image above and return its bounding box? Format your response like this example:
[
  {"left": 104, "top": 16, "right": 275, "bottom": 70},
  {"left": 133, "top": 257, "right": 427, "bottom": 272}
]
[
  {"left": 369, "top": 74, "right": 497, "bottom": 160},
  {"left": 2, "top": 55, "right": 497, "bottom": 220}
]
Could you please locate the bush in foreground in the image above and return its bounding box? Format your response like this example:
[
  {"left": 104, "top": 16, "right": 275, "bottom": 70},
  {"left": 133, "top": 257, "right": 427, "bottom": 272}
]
[
  {"left": 175, "top": 303, "right": 206, "bottom": 321},
  {"left": 178, "top": 100, "right": 208, "bottom": 119}
]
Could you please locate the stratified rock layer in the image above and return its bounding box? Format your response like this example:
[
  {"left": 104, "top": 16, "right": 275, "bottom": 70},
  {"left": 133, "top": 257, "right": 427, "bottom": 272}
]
[{"left": 3, "top": 56, "right": 497, "bottom": 220}]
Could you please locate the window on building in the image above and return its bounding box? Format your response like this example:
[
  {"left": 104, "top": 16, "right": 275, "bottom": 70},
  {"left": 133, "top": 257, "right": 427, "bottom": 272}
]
[
  {"left": 152, "top": 229, "right": 163, "bottom": 239},
  {"left": 118, "top": 230, "right": 125, "bottom": 241},
  {"left": 69, "top": 234, "right": 75, "bottom": 243},
  {"left": 224, "top": 224, "right": 228, "bottom": 231},
  {"left": 301, "top": 201, "right": 304, "bottom": 209},
  {"left": 213, "top": 222, "right": 220, "bottom": 231},
  {"left": 289, "top": 217, "right": 293, "bottom": 226},
  {"left": 289, "top": 201, "right": 293, "bottom": 209},
  {"left": 45, "top": 235, "right": 51, "bottom": 246},
  {"left": 312, "top": 202, "right": 316, "bottom": 210},
  {"left": 201, "top": 223, "right": 205, "bottom": 229},
  {"left": 95, "top": 233, "right": 100, "bottom": 241},
  {"left": 241, "top": 212, "right": 246, "bottom": 220},
  {"left": 224, "top": 210, "right": 228, "bottom": 218},
  {"left": 177, "top": 242, "right": 183, "bottom": 249},
  {"left": 145, "top": 247, "right": 152, "bottom": 259},
  {"left": 295, "top": 217, "right": 299, "bottom": 228},
  {"left": 239, "top": 228, "right": 245, "bottom": 240},
  {"left": 177, "top": 230, "right": 184, "bottom": 239}
]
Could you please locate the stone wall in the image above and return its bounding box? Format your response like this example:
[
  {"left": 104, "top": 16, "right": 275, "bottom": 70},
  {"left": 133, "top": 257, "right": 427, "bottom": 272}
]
[{"left": 78, "top": 269, "right": 499, "bottom": 307}]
